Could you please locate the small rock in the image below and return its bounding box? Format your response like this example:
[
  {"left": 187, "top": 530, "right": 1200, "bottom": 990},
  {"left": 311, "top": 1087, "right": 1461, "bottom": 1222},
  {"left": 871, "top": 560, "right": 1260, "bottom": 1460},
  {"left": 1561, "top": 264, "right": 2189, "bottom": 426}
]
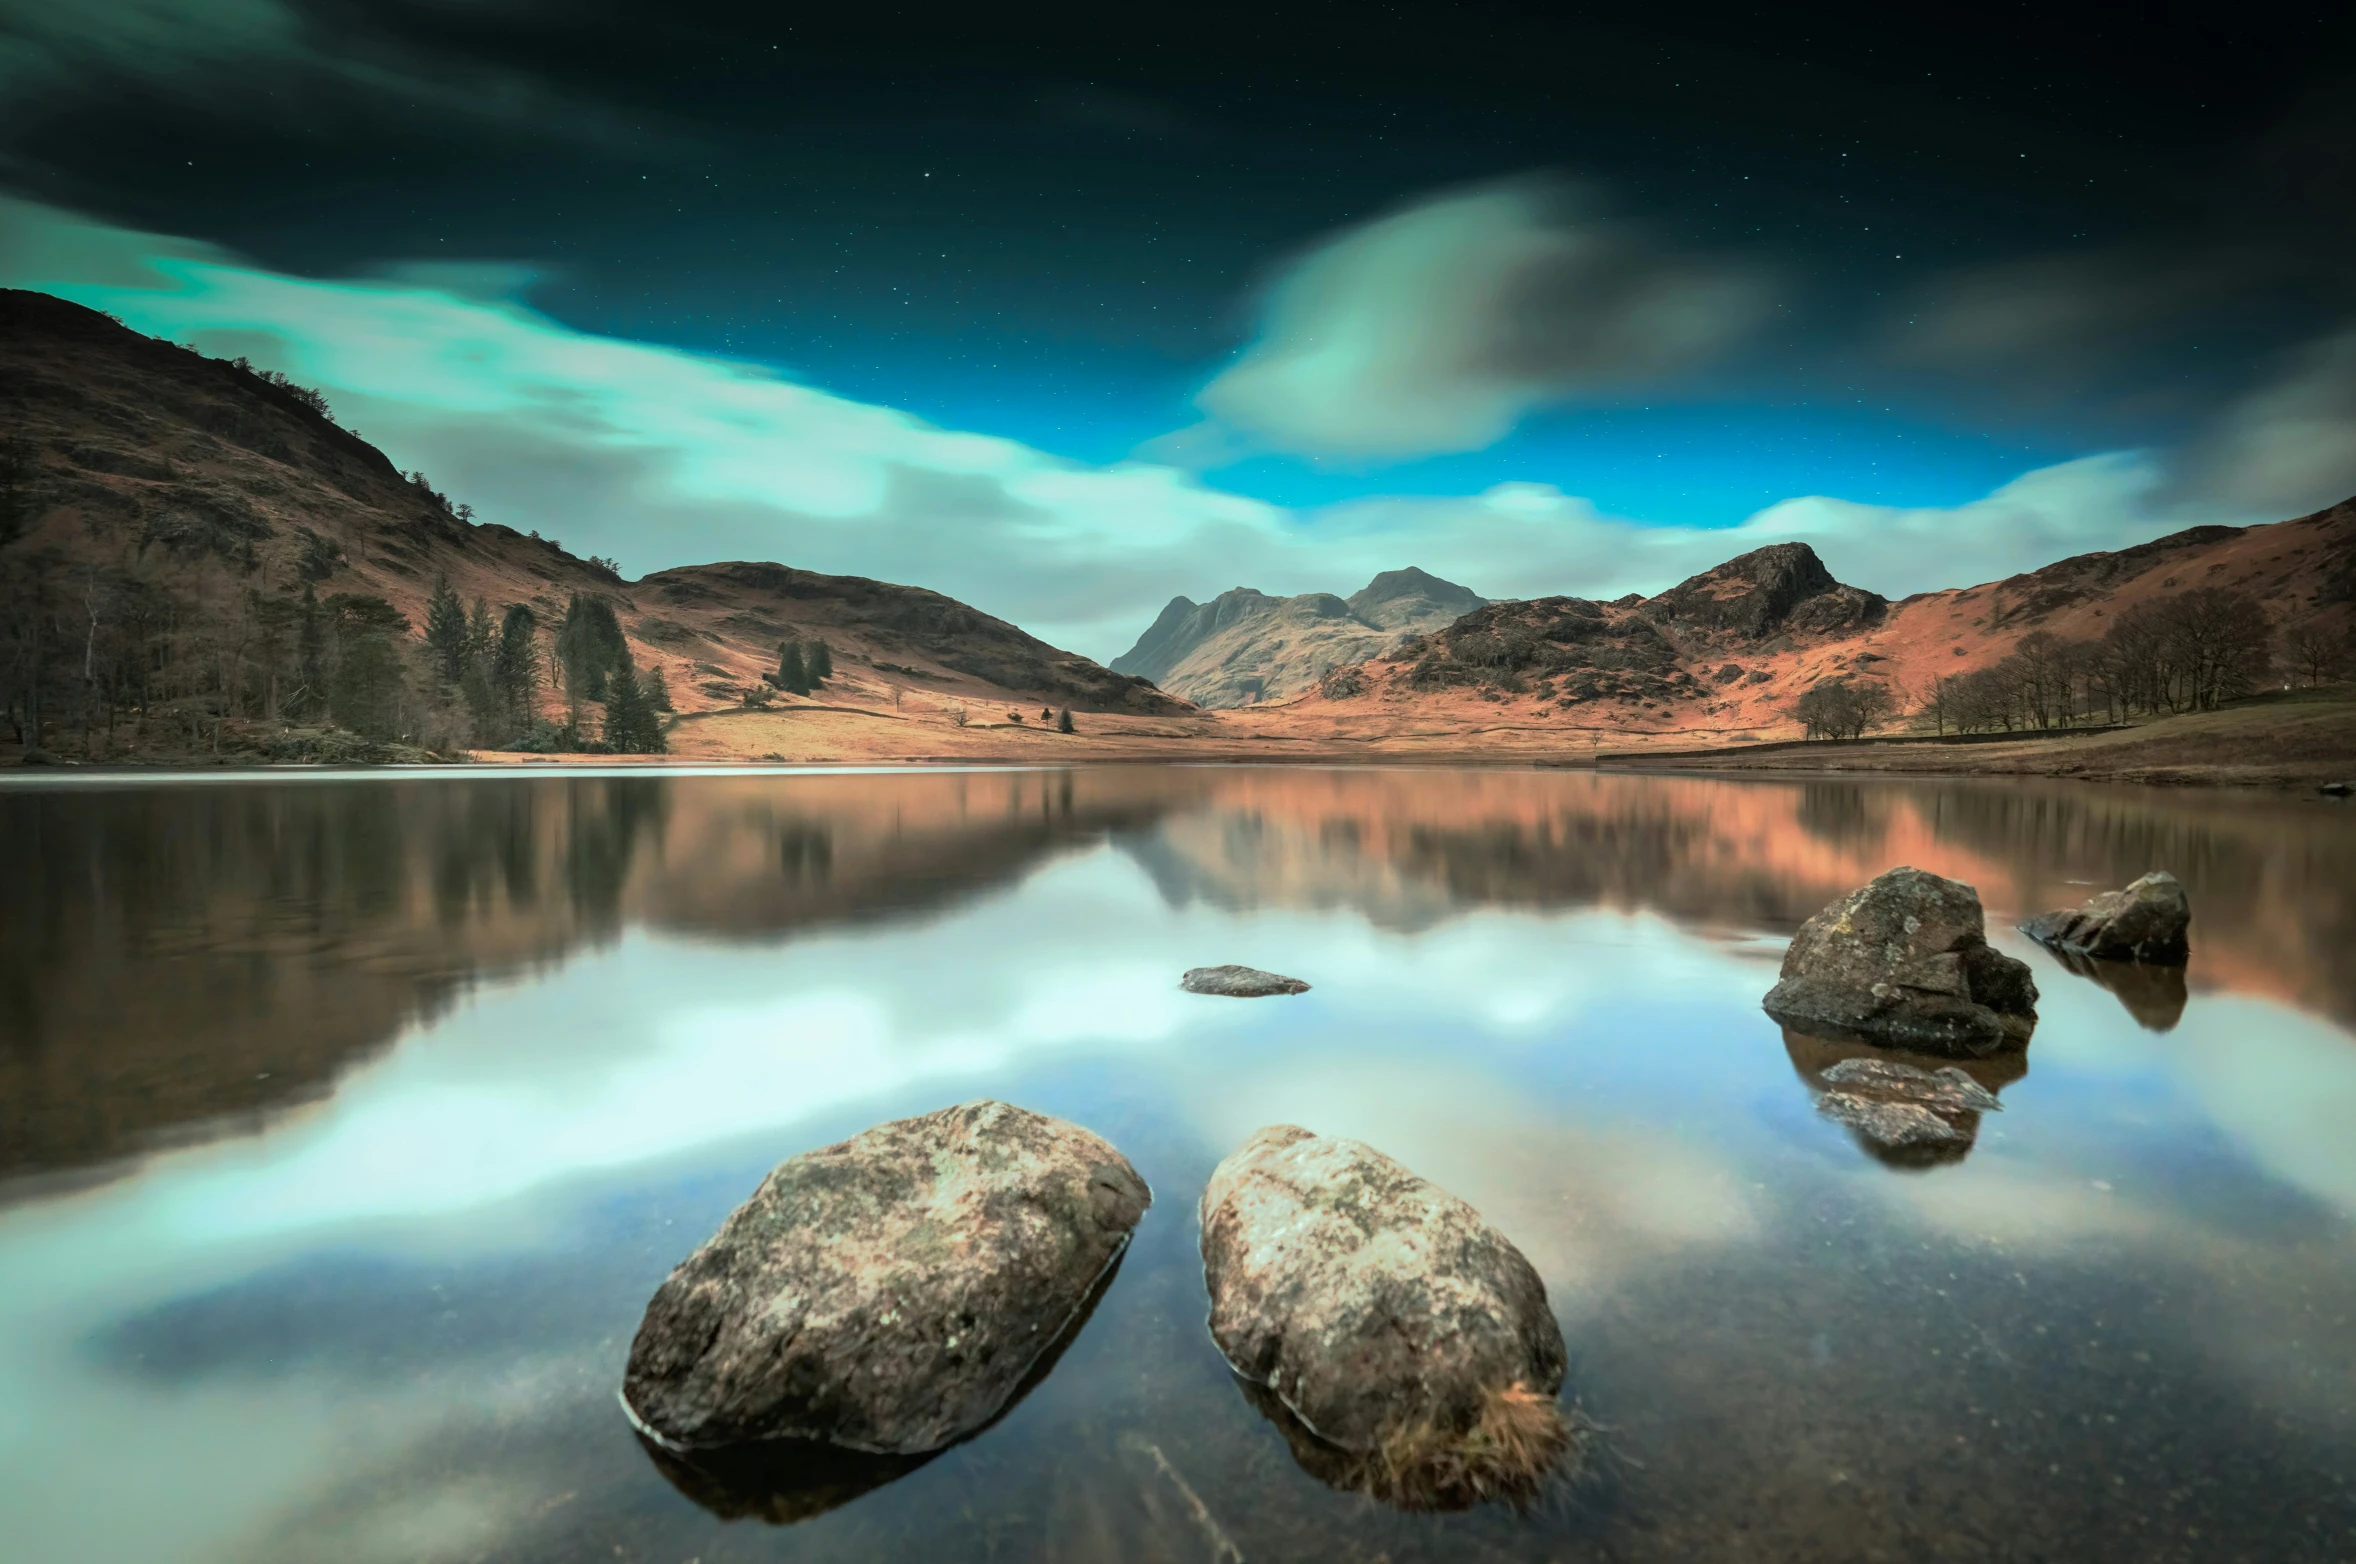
[
  {"left": 1200, "top": 1125, "right": 1574, "bottom": 1509},
  {"left": 1817, "top": 1092, "right": 1972, "bottom": 1148},
  {"left": 1181, "top": 964, "right": 1310, "bottom": 997},
  {"left": 1762, "top": 867, "right": 2039, "bottom": 1056},
  {"left": 19, "top": 747, "right": 60, "bottom": 766},
  {"left": 2021, "top": 871, "right": 2190, "bottom": 964},
  {"left": 1815, "top": 1057, "right": 2005, "bottom": 1156},
  {"left": 1820, "top": 1055, "right": 2004, "bottom": 1114},
  {"left": 622, "top": 1100, "right": 1150, "bottom": 1453},
  {"left": 2317, "top": 781, "right": 2350, "bottom": 798}
]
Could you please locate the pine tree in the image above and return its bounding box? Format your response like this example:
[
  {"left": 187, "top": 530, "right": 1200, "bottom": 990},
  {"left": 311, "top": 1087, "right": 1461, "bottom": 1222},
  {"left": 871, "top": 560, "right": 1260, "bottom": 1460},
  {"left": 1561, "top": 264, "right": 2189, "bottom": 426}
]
[
  {"left": 424, "top": 576, "right": 469, "bottom": 686},
  {"left": 466, "top": 597, "right": 495, "bottom": 663},
  {"left": 493, "top": 604, "right": 539, "bottom": 728},
  {"left": 603, "top": 655, "right": 666, "bottom": 754},
  {"left": 646, "top": 665, "right": 673, "bottom": 712},
  {"left": 808, "top": 638, "right": 834, "bottom": 684},
  {"left": 1057, "top": 706, "right": 1074, "bottom": 734},
  {"left": 777, "top": 639, "right": 810, "bottom": 696}
]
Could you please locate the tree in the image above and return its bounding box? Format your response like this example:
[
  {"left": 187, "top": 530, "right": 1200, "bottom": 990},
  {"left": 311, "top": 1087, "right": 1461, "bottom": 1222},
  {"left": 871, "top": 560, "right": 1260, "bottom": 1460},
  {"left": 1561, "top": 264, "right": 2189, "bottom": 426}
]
[
  {"left": 424, "top": 575, "right": 469, "bottom": 686},
  {"left": 806, "top": 638, "right": 833, "bottom": 684},
  {"left": 602, "top": 655, "right": 666, "bottom": 754},
  {"left": 2282, "top": 621, "right": 2347, "bottom": 688},
  {"left": 492, "top": 604, "right": 539, "bottom": 725},
  {"left": 556, "top": 593, "right": 626, "bottom": 721},
  {"left": 1056, "top": 706, "right": 1074, "bottom": 733},
  {"left": 291, "top": 581, "right": 326, "bottom": 719},
  {"left": 646, "top": 665, "right": 673, "bottom": 712},
  {"left": 776, "top": 639, "right": 811, "bottom": 696},
  {"left": 1792, "top": 679, "right": 1897, "bottom": 741},
  {"left": 330, "top": 631, "right": 404, "bottom": 739}
]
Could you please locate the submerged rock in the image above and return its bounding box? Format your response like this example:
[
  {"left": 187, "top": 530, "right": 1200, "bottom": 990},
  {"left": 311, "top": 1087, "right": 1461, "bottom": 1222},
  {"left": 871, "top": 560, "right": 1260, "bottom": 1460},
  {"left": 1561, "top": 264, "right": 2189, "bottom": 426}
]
[
  {"left": 1816, "top": 1056, "right": 2003, "bottom": 1152},
  {"left": 1762, "top": 866, "right": 2038, "bottom": 1057},
  {"left": 1199, "top": 1125, "right": 1573, "bottom": 1509},
  {"left": 622, "top": 1100, "right": 1150, "bottom": 1454},
  {"left": 1181, "top": 964, "right": 1310, "bottom": 997},
  {"left": 2021, "top": 871, "right": 2191, "bottom": 964},
  {"left": 1782, "top": 1028, "right": 2021, "bottom": 1169}
]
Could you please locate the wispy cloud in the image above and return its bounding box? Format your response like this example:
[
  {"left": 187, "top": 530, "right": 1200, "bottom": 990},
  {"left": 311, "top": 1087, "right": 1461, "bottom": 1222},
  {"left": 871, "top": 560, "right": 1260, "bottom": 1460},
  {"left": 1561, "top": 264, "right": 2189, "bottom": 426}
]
[
  {"left": 0, "top": 0, "right": 638, "bottom": 144},
  {"left": 1168, "top": 177, "right": 1775, "bottom": 465},
  {"left": 0, "top": 197, "right": 2288, "bottom": 660}
]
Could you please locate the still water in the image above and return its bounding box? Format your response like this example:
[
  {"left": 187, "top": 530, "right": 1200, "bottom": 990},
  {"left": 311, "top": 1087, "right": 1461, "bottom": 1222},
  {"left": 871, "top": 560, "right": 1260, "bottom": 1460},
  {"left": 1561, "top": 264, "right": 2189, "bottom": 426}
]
[{"left": 3, "top": 766, "right": 2354, "bottom": 1563}]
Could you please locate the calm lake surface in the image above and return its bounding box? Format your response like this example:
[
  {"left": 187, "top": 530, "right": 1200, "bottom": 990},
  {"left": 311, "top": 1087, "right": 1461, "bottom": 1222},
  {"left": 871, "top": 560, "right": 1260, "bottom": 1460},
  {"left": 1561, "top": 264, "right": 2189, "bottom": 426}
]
[{"left": 4, "top": 765, "right": 2355, "bottom": 1563}]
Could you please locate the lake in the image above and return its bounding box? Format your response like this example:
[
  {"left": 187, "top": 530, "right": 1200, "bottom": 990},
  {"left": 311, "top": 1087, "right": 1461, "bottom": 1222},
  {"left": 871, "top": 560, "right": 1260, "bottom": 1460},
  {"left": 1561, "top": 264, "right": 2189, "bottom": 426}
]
[{"left": 3, "top": 765, "right": 2353, "bottom": 1563}]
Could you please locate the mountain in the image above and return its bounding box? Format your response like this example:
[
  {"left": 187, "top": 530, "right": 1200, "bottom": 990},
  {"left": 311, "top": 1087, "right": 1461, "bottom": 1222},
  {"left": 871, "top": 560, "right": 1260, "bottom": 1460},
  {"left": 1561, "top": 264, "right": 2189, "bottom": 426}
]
[
  {"left": 0, "top": 289, "right": 1181, "bottom": 760},
  {"left": 1299, "top": 511, "right": 2354, "bottom": 734},
  {"left": 1111, "top": 565, "right": 1485, "bottom": 707}
]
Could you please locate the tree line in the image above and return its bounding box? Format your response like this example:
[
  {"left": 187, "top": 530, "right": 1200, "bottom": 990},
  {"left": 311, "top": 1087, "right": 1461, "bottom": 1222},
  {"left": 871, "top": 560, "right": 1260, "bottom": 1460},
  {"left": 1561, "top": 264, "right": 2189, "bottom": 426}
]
[
  {"left": 1792, "top": 585, "right": 2346, "bottom": 743},
  {"left": 3, "top": 541, "right": 668, "bottom": 759}
]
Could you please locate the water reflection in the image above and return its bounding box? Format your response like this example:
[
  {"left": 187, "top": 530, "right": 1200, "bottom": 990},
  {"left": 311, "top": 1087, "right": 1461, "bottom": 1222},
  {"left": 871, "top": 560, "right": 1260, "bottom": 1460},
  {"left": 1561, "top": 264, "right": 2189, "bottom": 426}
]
[
  {"left": 6, "top": 768, "right": 2353, "bottom": 1180},
  {"left": 2, "top": 767, "right": 2355, "bottom": 1563},
  {"left": 2036, "top": 947, "right": 2191, "bottom": 1031}
]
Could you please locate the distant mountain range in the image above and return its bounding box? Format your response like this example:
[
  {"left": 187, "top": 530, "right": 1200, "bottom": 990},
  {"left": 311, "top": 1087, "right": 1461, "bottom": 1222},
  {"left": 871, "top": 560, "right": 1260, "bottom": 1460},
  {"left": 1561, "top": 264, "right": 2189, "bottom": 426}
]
[
  {"left": 1111, "top": 566, "right": 1487, "bottom": 707},
  {"left": 5, "top": 286, "right": 2350, "bottom": 766}
]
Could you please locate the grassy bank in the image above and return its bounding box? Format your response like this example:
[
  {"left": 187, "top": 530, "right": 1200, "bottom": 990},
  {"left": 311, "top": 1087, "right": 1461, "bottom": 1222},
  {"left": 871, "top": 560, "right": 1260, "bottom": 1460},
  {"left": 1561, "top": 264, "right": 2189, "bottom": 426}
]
[{"left": 1616, "top": 688, "right": 2356, "bottom": 788}]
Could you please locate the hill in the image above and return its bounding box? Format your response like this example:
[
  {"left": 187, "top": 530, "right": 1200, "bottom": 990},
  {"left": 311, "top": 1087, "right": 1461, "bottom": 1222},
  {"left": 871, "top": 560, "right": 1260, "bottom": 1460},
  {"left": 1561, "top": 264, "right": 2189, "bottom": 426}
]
[
  {"left": 1109, "top": 565, "right": 1484, "bottom": 707},
  {"left": 1283, "top": 511, "right": 2355, "bottom": 745},
  {"left": 0, "top": 289, "right": 1180, "bottom": 762}
]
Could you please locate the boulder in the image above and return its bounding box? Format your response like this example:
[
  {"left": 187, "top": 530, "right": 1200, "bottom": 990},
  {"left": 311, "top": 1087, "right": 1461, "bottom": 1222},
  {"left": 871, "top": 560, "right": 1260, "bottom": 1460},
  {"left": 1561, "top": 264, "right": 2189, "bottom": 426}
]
[
  {"left": 2021, "top": 871, "right": 2191, "bottom": 964},
  {"left": 1762, "top": 867, "right": 2038, "bottom": 1056},
  {"left": 1181, "top": 964, "right": 1310, "bottom": 997},
  {"left": 1199, "top": 1125, "right": 1574, "bottom": 1509},
  {"left": 621, "top": 1100, "right": 1150, "bottom": 1453}
]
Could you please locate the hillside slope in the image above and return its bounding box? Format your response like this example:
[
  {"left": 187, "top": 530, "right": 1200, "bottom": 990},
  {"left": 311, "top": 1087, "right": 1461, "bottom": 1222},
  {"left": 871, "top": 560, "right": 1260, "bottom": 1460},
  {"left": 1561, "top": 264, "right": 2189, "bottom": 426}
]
[
  {"left": 1111, "top": 565, "right": 1484, "bottom": 707},
  {"left": 0, "top": 289, "right": 1179, "bottom": 760},
  {"left": 1283, "top": 514, "right": 2354, "bottom": 740}
]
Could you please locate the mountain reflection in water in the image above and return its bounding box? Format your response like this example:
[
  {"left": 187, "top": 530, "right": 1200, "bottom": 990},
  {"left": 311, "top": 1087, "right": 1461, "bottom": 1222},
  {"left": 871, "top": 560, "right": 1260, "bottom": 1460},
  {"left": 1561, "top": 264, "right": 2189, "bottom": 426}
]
[
  {"left": 6, "top": 768, "right": 2349, "bottom": 1179},
  {"left": 2, "top": 766, "right": 2353, "bottom": 1564}
]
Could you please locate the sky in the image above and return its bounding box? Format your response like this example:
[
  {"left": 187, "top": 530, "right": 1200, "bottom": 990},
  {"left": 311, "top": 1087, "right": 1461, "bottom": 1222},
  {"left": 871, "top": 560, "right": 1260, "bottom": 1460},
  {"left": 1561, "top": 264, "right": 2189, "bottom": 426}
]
[{"left": 2, "top": 0, "right": 2353, "bottom": 659}]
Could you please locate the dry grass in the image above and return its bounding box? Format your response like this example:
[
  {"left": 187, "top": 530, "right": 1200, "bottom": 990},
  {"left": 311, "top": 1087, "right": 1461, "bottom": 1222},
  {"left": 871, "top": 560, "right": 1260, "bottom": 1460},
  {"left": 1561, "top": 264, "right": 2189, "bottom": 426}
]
[{"left": 1344, "top": 1381, "right": 1594, "bottom": 1512}]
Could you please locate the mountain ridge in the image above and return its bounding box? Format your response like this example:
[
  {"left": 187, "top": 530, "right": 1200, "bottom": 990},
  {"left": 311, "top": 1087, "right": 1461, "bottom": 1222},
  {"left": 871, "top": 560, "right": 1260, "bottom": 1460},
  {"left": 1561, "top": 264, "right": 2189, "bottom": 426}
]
[{"left": 1112, "top": 566, "right": 1486, "bottom": 707}]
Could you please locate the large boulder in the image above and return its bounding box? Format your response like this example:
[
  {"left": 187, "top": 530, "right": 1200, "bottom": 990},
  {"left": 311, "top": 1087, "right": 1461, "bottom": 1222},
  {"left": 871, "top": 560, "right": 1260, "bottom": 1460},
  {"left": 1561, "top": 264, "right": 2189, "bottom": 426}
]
[
  {"left": 1763, "top": 867, "right": 2038, "bottom": 1056},
  {"left": 622, "top": 1100, "right": 1150, "bottom": 1453},
  {"left": 2021, "top": 871, "right": 2191, "bottom": 964},
  {"left": 1199, "top": 1125, "right": 1574, "bottom": 1509}
]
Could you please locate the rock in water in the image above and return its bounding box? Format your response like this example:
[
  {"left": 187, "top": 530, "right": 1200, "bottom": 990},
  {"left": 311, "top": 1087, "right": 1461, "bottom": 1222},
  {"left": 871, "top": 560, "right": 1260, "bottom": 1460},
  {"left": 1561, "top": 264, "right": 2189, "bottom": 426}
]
[
  {"left": 1182, "top": 964, "right": 1310, "bottom": 997},
  {"left": 622, "top": 1100, "right": 1150, "bottom": 1453},
  {"left": 1199, "top": 1125, "right": 1573, "bottom": 1508},
  {"left": 1814, "top": 1056, "right": 2003, "bottom": 1152},
  {"left": 2021, "top": 871, "right": 2191, "bottom": 964},
  {"left": 1762, "top": 866, "right": 2038, "bottom": 1056}
]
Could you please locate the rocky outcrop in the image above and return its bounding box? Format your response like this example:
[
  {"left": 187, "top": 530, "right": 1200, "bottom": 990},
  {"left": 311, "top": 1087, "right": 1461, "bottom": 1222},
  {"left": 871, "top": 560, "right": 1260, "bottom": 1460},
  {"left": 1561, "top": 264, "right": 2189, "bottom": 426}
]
[
  {"left": 622, "top": 1100, "right": 1150, "bottom": 1453},
  {"left": 2021, "top": 871, "right": 2191, "bottom": 964},
  {"left": 1643, "top": 542, "right": 1886, "bottom": 639},
  {"left": 1199, "top": 1125, "right": 1574, "bottom": 1509},
  {"left": 1181, "top": 965, "right": 1310, "bottom": 997},
  {"left": 1763, "top": 867, "right": 2039, "bottom": 1056}
]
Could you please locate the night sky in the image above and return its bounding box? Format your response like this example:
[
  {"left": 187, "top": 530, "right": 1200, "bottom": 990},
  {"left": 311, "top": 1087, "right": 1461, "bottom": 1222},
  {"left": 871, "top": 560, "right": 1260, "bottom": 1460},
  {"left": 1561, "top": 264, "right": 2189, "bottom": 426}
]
[{"left": 3, "top": 1, "right": 2352, "bottom": 654}]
